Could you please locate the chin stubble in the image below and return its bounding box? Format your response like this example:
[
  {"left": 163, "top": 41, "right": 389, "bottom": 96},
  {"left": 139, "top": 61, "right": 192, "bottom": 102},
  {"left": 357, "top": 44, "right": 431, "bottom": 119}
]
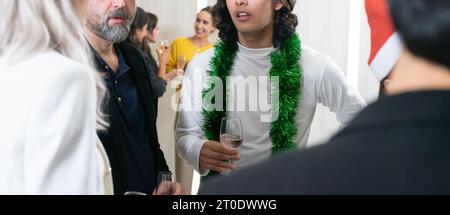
[{"left": 86, "top": 9, "right": 133, "bottom": 43}]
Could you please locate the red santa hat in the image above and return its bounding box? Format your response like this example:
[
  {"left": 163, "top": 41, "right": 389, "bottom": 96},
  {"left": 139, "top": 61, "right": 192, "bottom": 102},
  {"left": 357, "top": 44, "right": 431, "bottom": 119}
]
[{"left": 365, "top": 0, "right": 402, "bottom": 82}]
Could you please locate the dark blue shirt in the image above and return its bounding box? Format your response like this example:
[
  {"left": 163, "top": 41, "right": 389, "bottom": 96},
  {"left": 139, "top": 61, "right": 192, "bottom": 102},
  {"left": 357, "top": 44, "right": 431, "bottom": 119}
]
[{"left": 95, "top": 46, "right": 156, "bottom": 193}]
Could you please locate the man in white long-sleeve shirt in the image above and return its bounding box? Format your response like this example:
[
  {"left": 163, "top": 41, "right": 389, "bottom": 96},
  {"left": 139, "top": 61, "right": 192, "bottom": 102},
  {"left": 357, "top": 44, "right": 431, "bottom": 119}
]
[{"left": 176, "top": 0, "right": 366, "bottom": 178}]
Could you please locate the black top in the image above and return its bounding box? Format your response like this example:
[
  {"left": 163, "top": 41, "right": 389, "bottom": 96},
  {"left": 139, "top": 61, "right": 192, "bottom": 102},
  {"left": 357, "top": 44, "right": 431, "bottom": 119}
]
[
  {"left": 140, "top": 49, "right": 166, "bottom": 115},
  {"left": 142, "top": 49, "right": 166, "bottom": 99},
  {"left": 93, "top": 42, "right": 169, "bottom": 195},
  {"left": 99, "top": 46, "right": 155, "bottom": 193},
  {"left": 200, "top": 91, "right": 450, "bottom": 195},
  {"left": 125, "top": 39, "right": 166, "bottom": 100}
]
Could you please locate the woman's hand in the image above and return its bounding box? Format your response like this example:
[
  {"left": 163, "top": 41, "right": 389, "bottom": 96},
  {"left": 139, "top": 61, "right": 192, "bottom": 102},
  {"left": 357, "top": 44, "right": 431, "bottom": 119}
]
[
  {"left": 156, "top": 45, "right": 170, "bottom": 66},
  {"left": 165, "top": 69, "right": 184, "bottom": 81}
]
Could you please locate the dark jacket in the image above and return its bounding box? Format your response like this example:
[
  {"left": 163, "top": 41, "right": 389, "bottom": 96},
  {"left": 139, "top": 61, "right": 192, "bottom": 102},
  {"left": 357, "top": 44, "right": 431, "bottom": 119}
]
[
  {"left": 141, "top": 50, "right": 166, "bottom": 115},
  {"left": 143, "top": 50, "right": 166, "bottom": 99},
  {"left": 126, "top": 38, "right": 166, "bottom": 99},
  {"left": 200, "top": 91, "right": 450, "bottom": 195},
  {"left": 95, "top": 42, "right": 169, "bottom": 195}
]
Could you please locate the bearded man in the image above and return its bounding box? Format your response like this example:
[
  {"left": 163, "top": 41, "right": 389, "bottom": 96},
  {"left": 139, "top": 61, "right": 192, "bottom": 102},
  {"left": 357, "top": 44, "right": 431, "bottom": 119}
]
[{"left": 84, "top": 0, "right": 182, "bottom": 195}]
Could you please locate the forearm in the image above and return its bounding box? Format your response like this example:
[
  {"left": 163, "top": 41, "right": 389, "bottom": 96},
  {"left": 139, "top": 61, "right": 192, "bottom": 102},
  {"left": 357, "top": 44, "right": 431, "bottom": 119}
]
[
  {"left": 175, "top": 129, "right": 208, "bottom": 175},
  {"left": 158, "top": 62, "right": 168, "bottom": 80}
]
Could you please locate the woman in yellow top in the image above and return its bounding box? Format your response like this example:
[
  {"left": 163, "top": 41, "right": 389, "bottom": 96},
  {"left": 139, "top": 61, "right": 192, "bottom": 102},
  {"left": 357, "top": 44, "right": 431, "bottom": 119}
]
[
  {"left": 166, "top": 6, "right": 215, "bottom": 195},
  {"left": 166, "top": 6, "right": 216, "bottom": 73}
]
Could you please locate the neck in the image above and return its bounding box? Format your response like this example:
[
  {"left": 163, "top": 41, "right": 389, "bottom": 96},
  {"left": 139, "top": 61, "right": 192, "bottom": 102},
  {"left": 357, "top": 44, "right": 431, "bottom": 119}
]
[
  {"left": 238, "top": 24, "right": 273, "bottom": 49},
  {"left": 388, "top": 49, "right": 450, "bottom": 95},
  {"left": 189, "top": 36, "right": 210, "bottom": 47},
  {"left": 84, "top": 27, "right": 115, "bottom": 56}
]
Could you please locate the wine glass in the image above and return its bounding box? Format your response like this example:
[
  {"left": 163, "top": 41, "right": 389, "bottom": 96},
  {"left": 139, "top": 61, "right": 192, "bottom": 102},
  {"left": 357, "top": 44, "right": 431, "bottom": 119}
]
[
  {"left": 155, "top": 171, "right": 175, "bottom": 195},
  {"left": 160, "top": 39, "right": 169, "bottom": 48},
  {"left": 158, "top": 40, "right": 170, "bottom": 54},
  {"left": 220, "top": 117, "right": 243, "bottom": 175}
]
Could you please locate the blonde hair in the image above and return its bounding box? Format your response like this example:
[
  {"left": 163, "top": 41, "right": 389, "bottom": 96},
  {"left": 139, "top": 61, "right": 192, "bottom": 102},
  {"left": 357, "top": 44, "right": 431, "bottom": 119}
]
[{"left": 0, "top": 0, "right": 108, "bottom": 130}]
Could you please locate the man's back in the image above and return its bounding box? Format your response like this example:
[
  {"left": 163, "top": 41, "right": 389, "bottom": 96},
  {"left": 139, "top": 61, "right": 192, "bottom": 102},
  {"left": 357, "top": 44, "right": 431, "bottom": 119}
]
[{"left": 200, "top": 91, "right": 450, "bottom": 195}]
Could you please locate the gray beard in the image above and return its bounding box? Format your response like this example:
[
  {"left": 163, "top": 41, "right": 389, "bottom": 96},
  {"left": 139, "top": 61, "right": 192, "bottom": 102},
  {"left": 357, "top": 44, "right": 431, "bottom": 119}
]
[
  {"left": 85, "top": 6, "right": 136, "bottom": 43},
  {"left": 86, "top": 14, "right": 131, "bottom": 43},
  {"left": 99, "top": 23, "right": 130, "bottom": 43}
]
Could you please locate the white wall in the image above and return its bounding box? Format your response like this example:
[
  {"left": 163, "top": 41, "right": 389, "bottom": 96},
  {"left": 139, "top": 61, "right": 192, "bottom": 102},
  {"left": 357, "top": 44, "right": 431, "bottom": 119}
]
[
  {"left": 296, "top": 0, "right": 351, "bottom": 146},
  {"left": 296, "top": 0, "right": 379, "bottom": 146},
  {"left": 137, "top": 0, "right": 197, "bottom": 42}
]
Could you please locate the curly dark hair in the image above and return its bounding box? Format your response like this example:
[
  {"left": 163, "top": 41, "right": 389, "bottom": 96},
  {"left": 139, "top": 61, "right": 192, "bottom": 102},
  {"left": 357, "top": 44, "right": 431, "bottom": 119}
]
[{"left": 212, "top": 0, "right": 298, "bottom": 48}]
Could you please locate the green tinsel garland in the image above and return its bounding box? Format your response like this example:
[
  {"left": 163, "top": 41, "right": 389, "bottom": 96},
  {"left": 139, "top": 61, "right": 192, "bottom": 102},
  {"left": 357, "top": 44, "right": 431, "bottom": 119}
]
[{"left": 201, "top": 33, "right": 302, "bottom": 179}]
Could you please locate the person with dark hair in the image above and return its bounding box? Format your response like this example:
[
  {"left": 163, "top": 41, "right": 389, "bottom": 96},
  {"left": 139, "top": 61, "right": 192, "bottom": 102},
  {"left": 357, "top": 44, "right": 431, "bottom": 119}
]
[
  {"left": 84, "top": 0, "right": 183, "bottom": 195},
  {"left": 127, "top": 8, "right": 178, "bottom": 114},
  {"left": 200, "top": 0, "right": 450, "bottom": 195},
  {"left": 142, "top": 12, "right": 182, "bottom": 91},
  {"left": 127, "top": 7, "right": 166, "bottom": 108},
  {"left": 128, "top": 7, "right": 149, "bottom": 47},
  {"left": 176, "top": 0, "right": 365, "bottom": 182}
]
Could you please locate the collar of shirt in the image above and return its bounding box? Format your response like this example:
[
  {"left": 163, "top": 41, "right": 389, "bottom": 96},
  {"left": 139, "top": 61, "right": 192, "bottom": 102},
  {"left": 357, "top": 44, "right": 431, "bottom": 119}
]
[
  {"left": 115, "top": 46, "right": 130, "bottom": 78},
  {"left": 91, "top": 44, "right": 130, "bottom": 79}
]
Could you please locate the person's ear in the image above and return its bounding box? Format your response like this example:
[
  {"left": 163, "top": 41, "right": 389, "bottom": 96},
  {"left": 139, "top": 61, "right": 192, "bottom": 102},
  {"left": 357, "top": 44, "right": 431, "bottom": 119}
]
[
  {"left": 382, "top": 78, "right": 391, "bottom": 94},
  {"left": 274, "top": 0, "right": 284, "bottom": 11}
]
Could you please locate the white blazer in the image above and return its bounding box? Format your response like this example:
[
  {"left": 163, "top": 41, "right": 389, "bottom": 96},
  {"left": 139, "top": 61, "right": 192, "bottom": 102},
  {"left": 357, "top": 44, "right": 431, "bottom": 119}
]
[{"left": 0, "top": 51, "right": 113, "bottom": 195}]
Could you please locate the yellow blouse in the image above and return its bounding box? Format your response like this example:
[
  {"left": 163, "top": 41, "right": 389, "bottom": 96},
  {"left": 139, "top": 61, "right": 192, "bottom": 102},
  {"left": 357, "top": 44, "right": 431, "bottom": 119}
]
[{"left": 166, "top": 37, "right": 213, "bottom": 72}]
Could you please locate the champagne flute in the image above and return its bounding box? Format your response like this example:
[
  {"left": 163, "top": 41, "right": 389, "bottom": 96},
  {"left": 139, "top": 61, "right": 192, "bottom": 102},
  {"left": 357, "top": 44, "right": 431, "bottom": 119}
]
[
  {"left": 174, "top": 55, "right": 187, "bottom": 87},
  {"left": 155, "top": 171, "right": 175, "bottom": 195},
  {"left": 220, "top": 117, "right": 243, "bottom": 175},
  {"left": 176, "top": 55, "right": 187, "bottom": 71}
]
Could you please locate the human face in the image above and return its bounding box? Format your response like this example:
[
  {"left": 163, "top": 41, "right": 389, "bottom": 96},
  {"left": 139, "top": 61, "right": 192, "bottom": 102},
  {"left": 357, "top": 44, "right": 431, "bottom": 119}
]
[
  {"left": 226, "top": 0, "right": 283, "bottom": 37},
  {"left": 147, "top": 26, "right": 159, "bottom": 43},
  {"left": 135, "top": 24, "right": 148, "bottom": 44},
  {"left": 84, "top": 0, "right": 136, "bottom": 43},
  {"left": 194, "top": 11, "right": 215, "bottom": 39}
]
